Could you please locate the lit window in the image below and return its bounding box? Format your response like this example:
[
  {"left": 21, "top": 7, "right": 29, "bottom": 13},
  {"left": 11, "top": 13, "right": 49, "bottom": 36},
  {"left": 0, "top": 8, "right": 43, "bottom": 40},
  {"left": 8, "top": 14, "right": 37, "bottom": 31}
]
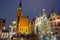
[
  {"left": 20, "top": 28, "right": 21, "bottom": 31},
  {"left": 22, "top": 29, "right": 23, "bottom": 31}
]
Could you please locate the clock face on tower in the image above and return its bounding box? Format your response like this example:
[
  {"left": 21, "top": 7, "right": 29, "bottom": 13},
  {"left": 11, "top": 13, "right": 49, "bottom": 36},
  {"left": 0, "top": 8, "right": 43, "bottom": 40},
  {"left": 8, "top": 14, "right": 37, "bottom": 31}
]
[{"left": 17, "top": 8, "right": 22, "bottom": 16}]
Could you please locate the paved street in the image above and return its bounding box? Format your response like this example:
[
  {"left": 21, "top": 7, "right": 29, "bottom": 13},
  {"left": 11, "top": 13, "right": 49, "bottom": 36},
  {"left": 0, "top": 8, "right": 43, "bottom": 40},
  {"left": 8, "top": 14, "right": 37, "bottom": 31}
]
[
  {"left": 0, "top": 38, "right": 7, "bottom": 40},
  {"left": 7, "top": 37, "right": 31, "bottom": 40},
  {"left": 0, "top": 36, "right": 58, "bottom": 40}
]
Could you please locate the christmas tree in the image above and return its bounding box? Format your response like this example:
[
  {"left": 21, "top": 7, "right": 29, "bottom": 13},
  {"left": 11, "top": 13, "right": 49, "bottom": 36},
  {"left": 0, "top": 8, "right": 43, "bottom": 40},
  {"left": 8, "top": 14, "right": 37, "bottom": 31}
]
[{"left": 39, "top": 9, "right": 51, "bottom": 36}]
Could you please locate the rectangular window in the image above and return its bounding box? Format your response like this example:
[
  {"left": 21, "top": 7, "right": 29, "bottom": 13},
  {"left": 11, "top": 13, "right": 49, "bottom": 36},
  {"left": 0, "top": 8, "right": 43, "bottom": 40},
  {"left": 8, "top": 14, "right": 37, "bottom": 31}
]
[{"left": 20, "top": 28, "right": 21, "bottom": 31}]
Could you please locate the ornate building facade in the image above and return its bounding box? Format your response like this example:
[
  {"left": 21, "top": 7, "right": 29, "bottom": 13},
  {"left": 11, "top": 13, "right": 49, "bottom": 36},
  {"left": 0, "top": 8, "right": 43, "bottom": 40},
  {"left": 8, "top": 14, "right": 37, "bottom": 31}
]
[
  {"left": 34, "top": 9, "right": 51, "bottom": 35},
  {"left": 34, "top": 9, "right": 51, "bottom": 40},
  {"left": 16, "top": 1, "right": 32, "bottom": 35},
  {"left": 49, "top": 11, "right": 60, "bottom": 36}
]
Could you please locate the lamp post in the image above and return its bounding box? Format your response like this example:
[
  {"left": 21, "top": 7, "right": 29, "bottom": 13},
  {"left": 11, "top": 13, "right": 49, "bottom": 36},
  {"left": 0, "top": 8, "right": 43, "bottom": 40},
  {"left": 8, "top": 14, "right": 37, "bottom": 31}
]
[
  {"left": 9, "top": 21, "right": 16, "bottom": 39},
  {"left": 9, "top": 25, "right": 13, "bottom": 39}
]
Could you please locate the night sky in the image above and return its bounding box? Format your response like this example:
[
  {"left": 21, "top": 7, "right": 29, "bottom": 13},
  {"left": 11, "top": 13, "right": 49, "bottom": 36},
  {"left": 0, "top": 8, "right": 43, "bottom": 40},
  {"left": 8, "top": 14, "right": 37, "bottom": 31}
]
[{"left": 0, "top": 0, "right": 60, "bottom": 27}]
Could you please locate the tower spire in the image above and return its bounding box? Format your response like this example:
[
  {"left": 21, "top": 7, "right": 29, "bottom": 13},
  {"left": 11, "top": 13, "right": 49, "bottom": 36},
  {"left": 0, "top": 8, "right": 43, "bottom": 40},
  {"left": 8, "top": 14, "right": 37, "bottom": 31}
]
[
  {"left": 19, "top": 0, "right": 22, "bottom": 8},
  {"left": 17, "top": 0, "right": 22, "bottom": 16}
]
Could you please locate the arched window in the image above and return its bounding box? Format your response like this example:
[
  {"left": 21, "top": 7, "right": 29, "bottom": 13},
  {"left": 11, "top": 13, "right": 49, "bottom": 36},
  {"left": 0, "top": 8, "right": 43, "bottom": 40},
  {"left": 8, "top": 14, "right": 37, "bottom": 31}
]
[
  {"left": 50, "top": 22, "right": 53, "bottom": 26},
  {"left": 22, "top": 28, "right": 23, "bottom": 31},
  {"left": 54, "top": 22, "right": 56, "bottom": 26},
  {"left": 36, "top": 26, "right": 39, "bottom": 33},
  {"left": 57, "top": 17, "right": 60, "bottom": 19},
  {"left": 53, "top": 18, "right": 55, "bottom": 20},
  {"left": 50, "top": 19, "right": 52, "bottom": 21},
  {"left": 20, "top": 28, "right": 21, "bottom": 31}
]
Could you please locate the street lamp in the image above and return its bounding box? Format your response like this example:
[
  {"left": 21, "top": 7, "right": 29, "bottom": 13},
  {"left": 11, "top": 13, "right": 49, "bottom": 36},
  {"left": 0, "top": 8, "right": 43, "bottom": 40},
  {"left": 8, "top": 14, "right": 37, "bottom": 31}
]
[
  {"left": 12, "top": 21, "right": 16, "bottom": 25},
  {"left": 3, "top": 27, "right": 6, "bottom": 30}
]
